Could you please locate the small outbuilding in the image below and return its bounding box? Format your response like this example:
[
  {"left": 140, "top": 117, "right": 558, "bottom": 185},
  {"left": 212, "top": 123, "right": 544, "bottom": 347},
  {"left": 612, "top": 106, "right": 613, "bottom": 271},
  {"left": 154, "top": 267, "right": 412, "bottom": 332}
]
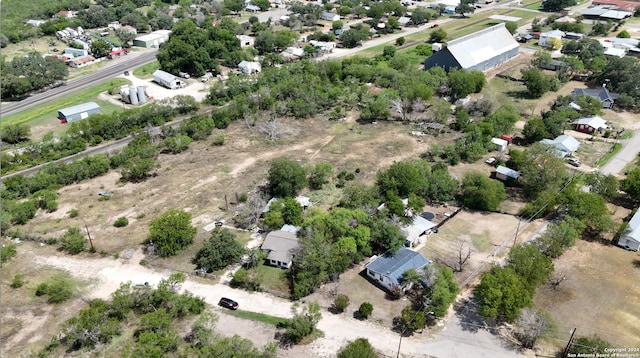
[
  {"left": 495, "top": 165, "right": 520, "bottom": 181},
  {"left": 365, "top": 248, "right": 431, "bottom": 292},
  {"left": 320, "top": 11, "right": 340, "bottom": 21},
  {"left": 491, "top": 137, "right": 509, "bottom": 152},
  {"left": 238, "top": 60, "right": 261, "bottom": 74},
  {"left": 236, "top": 35, "right": 255, "bottom": 48},
  {"left": 401, "top": 215, "right": 437, "bottom": 247},
  {"left": 618, "top": 209, "right": 640, "bottom": 251},
  {"left": 152, "top": 70, "right": 185, "bottom": 89},
  {"left": 58, "top": 102, "right": 101, "bottom": 123}
]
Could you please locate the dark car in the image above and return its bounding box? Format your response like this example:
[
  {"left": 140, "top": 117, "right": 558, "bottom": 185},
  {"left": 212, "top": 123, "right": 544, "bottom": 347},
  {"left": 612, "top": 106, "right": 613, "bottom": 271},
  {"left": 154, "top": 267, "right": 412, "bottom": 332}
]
[
  {"left": 218, "top": 297, "right": 239, "bottom": 310},
  {"left": 567, "top": 158, "right": 581, "bottom": 167}
]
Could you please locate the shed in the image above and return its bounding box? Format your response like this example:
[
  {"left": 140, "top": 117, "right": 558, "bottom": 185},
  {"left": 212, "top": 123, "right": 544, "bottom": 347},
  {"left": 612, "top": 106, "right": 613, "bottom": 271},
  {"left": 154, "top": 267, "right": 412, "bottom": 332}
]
[
  {"left": 401, "top": 215, "right": 437, "bottom": 247},
  {"left": 236, "top": 35, "right": 255, "bottom": 48},
  {"left": 261, "top": 230, "right": 300, "bottom": 268},
  {"left": 495, "top": 165, "right": 520, "bottom": 181},
  {"left": 238, "top": 60, "right": 261, "bottom": 74},
  {"left": 491, "top": 137, "right": 509, "bottom": 151},
  {"left": 320, "top": 11, "right": 340, "bottom": 21},
  {"left": 423, "top": 23, "right": 519, "bottom": 72},
  {"left": 618, "top": 209, "right": 640, "bottom": 251},
  {"left": 58, "top": 102, "right": 101, "bottom": 123},
  {"left": 365, "top": 248, "right": 431, "bottom": 292},
  {"left": 152, "top": 70, "right": 185, "bottom": 89},
  {"left": 538, "top": 30, "right": 564, "bottom": 48}
]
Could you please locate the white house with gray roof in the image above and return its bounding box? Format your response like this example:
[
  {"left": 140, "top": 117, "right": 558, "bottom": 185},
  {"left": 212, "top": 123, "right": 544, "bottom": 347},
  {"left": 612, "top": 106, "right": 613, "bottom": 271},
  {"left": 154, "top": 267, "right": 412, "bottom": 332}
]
[
  {"left": 540, "top": 134, "right": 580, "bottom": 158},
  {"left": 153, "top": 70, "right": 185, "bottom": 89},
  {"left": 365, "top": 248, "right": 431, "bottom": 292},
  {"left": 619, "top": 209, "right": 640, "bottom": 251},
  {"left": 261, "top": 230, "right": 300, "bottom": 268},
  {"left": 423, "top": 23, "right": 519, "bottom": 72}
]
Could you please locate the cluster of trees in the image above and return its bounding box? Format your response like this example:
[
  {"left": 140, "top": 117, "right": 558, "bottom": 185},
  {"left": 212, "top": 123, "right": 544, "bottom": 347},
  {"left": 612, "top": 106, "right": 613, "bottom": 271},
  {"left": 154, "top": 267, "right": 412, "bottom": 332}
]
[
  {"left": 36, "top": 274, "right": 274, "bottom": 357},
  {"left": 192, "top": 229, "right": 246, "bottom": 272},
  {"left": 148, "top": 209, "right": 196, "bottom": 257},
  {"left": 476, "top": 244, "right": 554, "bottom": 322},
  {"left": 1, "top": 54, "right": 69, "bottom": 99}
]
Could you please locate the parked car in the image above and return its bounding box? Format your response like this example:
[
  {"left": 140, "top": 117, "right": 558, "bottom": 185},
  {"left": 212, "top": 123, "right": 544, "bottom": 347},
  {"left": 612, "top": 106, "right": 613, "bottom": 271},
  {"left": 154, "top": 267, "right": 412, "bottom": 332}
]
[
  {"left": 124, "top": 70, "right": 130, "bottom": 76},
  {"left": 485, "top": 157, "right": 497, "bottom": 165},
  {"left": 218, "top": 297, "right": 238, "bottom": 310},
  {"left": 567, "top": 158, "right": 581, "bottom": 167}
]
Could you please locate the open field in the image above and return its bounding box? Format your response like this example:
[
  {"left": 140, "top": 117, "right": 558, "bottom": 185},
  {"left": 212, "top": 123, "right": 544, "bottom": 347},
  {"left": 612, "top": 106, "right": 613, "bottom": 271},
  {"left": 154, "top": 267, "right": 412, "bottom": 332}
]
[{"left": 534, "top": 238, "right": 640, "bottom": 348}]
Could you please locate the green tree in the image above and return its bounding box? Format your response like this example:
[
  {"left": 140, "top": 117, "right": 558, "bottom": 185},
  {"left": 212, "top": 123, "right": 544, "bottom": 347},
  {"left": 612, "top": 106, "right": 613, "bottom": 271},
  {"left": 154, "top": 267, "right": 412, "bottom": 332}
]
[
  {"left": 148, "top": 209, "right": 197, "bottom": 257},
  {"left": 284, "top": 302, "right": 322, "bottom": 343},
  {"left": 337, "top": 338, "right": 379, "bottom": 358},
  {"left": 63, "top": 299, "right": 123, "bottom": 349},
  {"left": 263, "top": 197, "right": 303, "bottom": 229},
  {"left": 382, "top": 45, "right": 396, "bottom": 59},
  {"left": 60, "top": 227, "right": 86, "bottom": 254},
  {"left": 427, "top": 267, "right": 459, "bottom": 318},
  {"left": 585, "top": 173, "right": 619, "bottom": 201},
  {"left": 476, "top": 266, "right": 533, "bottom": 322},
  {"left": 617, "top": 29, "right": 630, "bottom": 38},
  {"left": 559, "top": 188, "right": 615, "bottom": 235},
  {"left": 461, "top": 172, "right": 506, "bottom": 211},
  {"left": 358, "top": 302, "right": 373, "bottom": 319},
  {"left": 534, "top": 216, "right": 585, "bottom": 258},
  {"left": 267, "top": 158, "right": 307, "bottom": 198},
  {"left": 0, "top": 123, "right": 30, "bottom": 144},
  {"left": 308, "top": 162, "right": 333, "bottom": 190},
  {"left": 507, "top": 244, "right": 554, "bottom": 289},
  {"left": 448, "top": 69, "right": 485, "bottom": 99},
  {"left": 192, "top": 229, "right": 245, "bottom": 272},
  {"left": 519, "top": 143, "right": 568, "bottom": 199},
  {"left": 163, "top": 134, "right": 193, "bottom": 154},
  {"left": 90, "top": 39, "right": 111, "bottom": 58},
  {"left": 399, "top": 305, "right": 425, "bottom": 333},
  {"left": 621, "top": 167, "right": 640, "bottom": 202},
  {"left": 522, "top": 117, "right": 550, "bottom": 143},
  {"left": 521, "top": 67, "right": 555, "bottom": 98},
  {"left": 505, "top": 21, "right": 518, "bottom": 34},
  {"left": 376, "top": 161, "right": 427, "bottom": 198},
  {"left": 429, "top": 28, "right": 447, "bottom": 43},
  {"left": 455, "top": 0, "right": 475, "bottom": 17},
  {"left": 334, "top": 294, "right": 350, "bottom": 312},
  {"left": 542, "top": 0, "right": 576, "bottom": 11}
]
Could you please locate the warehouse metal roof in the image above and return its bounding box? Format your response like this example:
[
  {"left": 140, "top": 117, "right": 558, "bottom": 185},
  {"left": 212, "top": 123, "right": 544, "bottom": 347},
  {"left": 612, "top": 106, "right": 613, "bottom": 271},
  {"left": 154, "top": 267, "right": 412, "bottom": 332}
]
[
  {"left": 445, "top": 23, "right": 519, "bottom": 69},
  {"left": 58, "top": 102, "right": 100, "bottom": 116},
  {"left": 153, "top": 69, "right": 178, "bottom": 83}
]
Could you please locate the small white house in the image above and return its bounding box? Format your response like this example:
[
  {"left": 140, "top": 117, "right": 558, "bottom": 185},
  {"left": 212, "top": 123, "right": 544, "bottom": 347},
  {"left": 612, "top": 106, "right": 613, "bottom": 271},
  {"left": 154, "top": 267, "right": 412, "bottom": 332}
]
[
  {"left": 261, "top": 230, "right": 300, "bottom": 268},
  {"left": 540, "top": 134, "right": 580, "bottom": 158},
  {"left": 491, "top": 137, "right": 509, "bottom": 152},
  {"left": 238, "top": 60, "right": 261, "bottom": 74},
  {"left": 539, "top": 30, "right": 564, "bottom": 48},
  {"left": 236, "top": 35, "right": 255, "bottom": 48},
  {"left": 619, "top": 209, "right": 640, "bottom": 251}
]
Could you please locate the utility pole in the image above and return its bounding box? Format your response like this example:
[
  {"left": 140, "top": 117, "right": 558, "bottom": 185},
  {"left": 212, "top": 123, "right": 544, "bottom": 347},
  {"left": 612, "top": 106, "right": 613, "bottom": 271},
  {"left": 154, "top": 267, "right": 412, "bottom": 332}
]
[
  {"left": 562, "top": 328, "right": 577, "bottom": 358},
  {"left": 84, "top": 222, "right": 95, "bottom": 253}
]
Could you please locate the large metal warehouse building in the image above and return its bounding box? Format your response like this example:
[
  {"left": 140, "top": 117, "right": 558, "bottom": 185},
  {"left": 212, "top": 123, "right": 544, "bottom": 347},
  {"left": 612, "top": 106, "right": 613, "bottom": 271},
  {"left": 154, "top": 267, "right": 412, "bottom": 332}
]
[
  {"left": 58, "top": 102, "right": 101, "bottom": 123},
  {"left": 133, "top": 30, "right": 171, "bottom": 48},
  {"left": 424, "top": 23, "right": 519, "bottom": 72},
  {"left": 153, "top": 70, "right": 185, "bottom": 89}
]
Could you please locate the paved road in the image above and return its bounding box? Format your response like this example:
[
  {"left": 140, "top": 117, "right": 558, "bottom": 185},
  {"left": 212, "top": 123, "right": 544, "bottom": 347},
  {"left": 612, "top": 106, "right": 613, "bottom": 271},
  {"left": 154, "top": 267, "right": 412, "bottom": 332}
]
[
  {"left": 599, "top": 129, "right": 640, "bottom": 176},
  {"left": 0, "top": 49, "right": 158, "bottom": 117}
]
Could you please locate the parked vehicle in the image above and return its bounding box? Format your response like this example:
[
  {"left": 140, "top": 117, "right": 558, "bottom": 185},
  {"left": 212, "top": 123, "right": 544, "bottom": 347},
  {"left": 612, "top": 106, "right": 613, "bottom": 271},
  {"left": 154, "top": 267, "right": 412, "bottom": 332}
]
[
  {"left": 218, "top": 297, "right": 238, "bottom": 310},
  {"left": 485, "top": 157, "right": 497, "bottom": 165},
  {"left": 567, "top": 158, "right": 581, "bottom": 167}
]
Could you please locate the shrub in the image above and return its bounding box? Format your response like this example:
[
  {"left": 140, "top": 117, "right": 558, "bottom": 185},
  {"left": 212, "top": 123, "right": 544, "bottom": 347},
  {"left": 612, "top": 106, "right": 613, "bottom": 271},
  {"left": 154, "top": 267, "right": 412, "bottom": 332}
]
[
  {"left": 11, "top": 274, "right": 24, "bottom": 288},
  {"left": 35, "top": 282, "right": 49, "bottom": 296},
  {"left": 114, "top": 217, "right": 129, "bottom": 227},
  {"left": 213, "top": 133, "right": 225, "bottom": 146},
  {"left": 1, "top": 244, "right": 17, "bottom": 264},
  {"left": 334, "top": 294, "right": 350, "bottom": 312},
  {"left": 69, "top": 209, "right": 79, "bottom": 218},
  {"left": 238, "top": 192, "right": 248, "bottom": 203},
  {"left": 60, "top": 227, "right": 86, "bottom": 254},
  {"left": 358, "top": 302, "right": 373, "bottom": 318}
]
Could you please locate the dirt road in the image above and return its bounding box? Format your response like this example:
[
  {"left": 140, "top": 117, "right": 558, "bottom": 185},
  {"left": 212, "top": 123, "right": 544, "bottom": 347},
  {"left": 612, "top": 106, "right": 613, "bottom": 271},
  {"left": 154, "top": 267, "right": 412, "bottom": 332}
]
[{"left": 30, "top": 247, "right": 522, "bottom": 357}]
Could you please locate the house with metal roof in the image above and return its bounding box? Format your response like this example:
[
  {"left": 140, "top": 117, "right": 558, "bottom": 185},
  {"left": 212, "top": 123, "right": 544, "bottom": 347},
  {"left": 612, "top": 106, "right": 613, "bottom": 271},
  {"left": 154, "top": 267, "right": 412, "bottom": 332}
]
[
  {"left": 582, "top": 6, "right": 632, "bottom": 20},
  {"left": 618, "top": 209, "right": 640, "bottom": 251},
  {"left": 236, "top": 35, "right": 255, "bottom": 48},
  {"left": 134, "top": 30, "right": 172, "bottom": 48},
  {"left": 238, "top": 60, "right": 261, "bottom": 74},
  {"left": 261, "top": 230, "right": 300, "bottom": 268},
  {"left": 365, "top": 248, "right": 431, "bottom": 292},
  {"left": 153, "top": 70, "right": 185, "bottom": 89},
  {"left": 58, "top": 102, "right": 101, "bottom": 124},
  {"left": 572, "top": 86, "right": 618, "bottom": 109},
  {"left": 540, "top": 134, "right": 580, "bottom": 158},
  {"left": 571, "top": 116, "right": 608, "bottom": 134},
  {"left": 401, "top": 215, "right": 437, "bottom": 247},
  {"left": 320, "top": 11, "right": 340, "bottom": 21},
  {"left": 538, "top": 30, "right": 564, "bottom": 48},
  {"left": 495, "top": 166, "right": 521, "bottom": 181},
  {"left": 591, "top": 0, "right": 639, "bottom": 11},
  {"left": 423, "top": 23, "right": 519, "bottom": 72}
]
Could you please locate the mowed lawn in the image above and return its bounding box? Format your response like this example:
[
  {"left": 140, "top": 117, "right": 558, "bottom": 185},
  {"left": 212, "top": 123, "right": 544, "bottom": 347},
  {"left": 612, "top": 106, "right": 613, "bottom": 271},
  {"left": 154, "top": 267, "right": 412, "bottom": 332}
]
[{"left": 534, "top": 240, "right": 640, "bottom": 347}]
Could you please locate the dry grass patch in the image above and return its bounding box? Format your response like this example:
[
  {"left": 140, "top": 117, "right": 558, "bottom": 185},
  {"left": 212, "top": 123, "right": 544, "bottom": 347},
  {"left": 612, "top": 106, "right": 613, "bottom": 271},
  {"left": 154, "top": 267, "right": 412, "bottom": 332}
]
[{"left": 534, "top": 239, "right": 640, "bottom": 348}]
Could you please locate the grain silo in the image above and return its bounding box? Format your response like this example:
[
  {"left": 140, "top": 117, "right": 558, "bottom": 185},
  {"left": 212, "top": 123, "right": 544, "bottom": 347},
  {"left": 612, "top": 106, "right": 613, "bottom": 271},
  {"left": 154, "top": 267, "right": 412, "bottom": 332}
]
[
  {"left": 137, "top": 86, "right": 147, "bottom": 104},
  {"left": 129, "top": 85, "right": 138, "bottom": 105}
]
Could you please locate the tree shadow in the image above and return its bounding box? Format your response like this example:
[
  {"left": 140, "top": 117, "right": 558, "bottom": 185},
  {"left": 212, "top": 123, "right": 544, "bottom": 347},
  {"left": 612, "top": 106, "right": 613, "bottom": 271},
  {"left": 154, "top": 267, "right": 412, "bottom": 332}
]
[
  {"left": 505, "top": 90, "right": 530, "bottom": 100},
  {"left": 327, "top": 305, "right": 343, "bottom": 315},
  {"left": 453, "top": 297, "right": 489, "bottom": 333},
  {"left": 633, "top": 259, "right": 640, "bottom": 269}
]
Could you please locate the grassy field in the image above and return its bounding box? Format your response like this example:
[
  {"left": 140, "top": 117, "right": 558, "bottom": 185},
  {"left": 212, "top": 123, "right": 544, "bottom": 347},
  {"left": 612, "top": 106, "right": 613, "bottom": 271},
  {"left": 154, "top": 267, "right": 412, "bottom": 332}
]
[
  {"left": 2, "top": 78, "right": 130, "bottom": 127},
  {"left": 256, "top": 262, "right": 290, "bottom": 294},
  {"left": 133, "top": 61, "right": 161, "bottom": 78},
  {"left": 595, "top": 143, "right": 622, "bottom": 166},
  {"left": 221, "top": 309, "right": 287, "bottom": 326}
]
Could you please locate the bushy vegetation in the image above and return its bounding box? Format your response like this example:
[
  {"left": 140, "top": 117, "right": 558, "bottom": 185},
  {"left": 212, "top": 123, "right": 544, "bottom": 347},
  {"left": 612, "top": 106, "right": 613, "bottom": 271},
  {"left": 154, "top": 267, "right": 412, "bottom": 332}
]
[
  {"left": 192, "top": 229, "right": 245, "bottom": 272},
  {"left": 1, "top": 53, "right": 69, "bottom": 99},
  {"left": 337, "top": 338, "right": 379, "bottom": 358},
  {"left": 35, "top": 273, "right": 76, "bottom": 304},
  {"left": 1, "top": 244, "right": 18, "bottom": 265},
  {"left": 148, "top": 209, "right": 196, "bottom": 257}
]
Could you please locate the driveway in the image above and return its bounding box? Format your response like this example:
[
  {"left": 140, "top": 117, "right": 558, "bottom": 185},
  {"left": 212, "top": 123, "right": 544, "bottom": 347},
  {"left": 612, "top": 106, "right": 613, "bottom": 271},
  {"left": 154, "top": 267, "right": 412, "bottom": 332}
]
[{"left": 599, "top": 129, "right": 640, "bottom": 176}]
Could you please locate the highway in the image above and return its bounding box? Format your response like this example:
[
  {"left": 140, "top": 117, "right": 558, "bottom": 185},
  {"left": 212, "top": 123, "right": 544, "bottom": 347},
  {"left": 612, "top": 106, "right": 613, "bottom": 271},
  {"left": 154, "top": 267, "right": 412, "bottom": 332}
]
[{"left": 0, "top": 49, "right": 158, "bottom": 117}]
